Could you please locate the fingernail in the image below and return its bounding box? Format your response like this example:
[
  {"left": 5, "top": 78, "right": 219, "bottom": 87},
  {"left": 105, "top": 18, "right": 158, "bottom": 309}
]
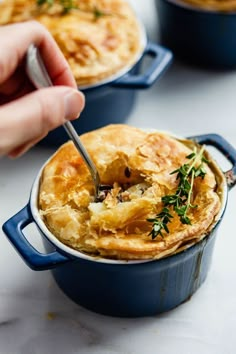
[{"left": 64, "top": 90, "right": 85, "bottom": 120}]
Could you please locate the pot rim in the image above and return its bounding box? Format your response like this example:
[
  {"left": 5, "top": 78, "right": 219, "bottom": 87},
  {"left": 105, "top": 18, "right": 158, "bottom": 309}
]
[
  {"left": 30, "top": 132, "right": 228, "bottom": 265},
  {"left": 78, "top": 19, "right": 147, "bottom": 91},
  {"left": 163, "top": 0, "right": 236, "bottom": 16}
]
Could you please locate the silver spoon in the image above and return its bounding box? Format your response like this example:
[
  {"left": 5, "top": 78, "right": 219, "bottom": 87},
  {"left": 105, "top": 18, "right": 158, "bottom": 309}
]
[{"left": 26, "top": 44, "right": 108, "bottom": 200}]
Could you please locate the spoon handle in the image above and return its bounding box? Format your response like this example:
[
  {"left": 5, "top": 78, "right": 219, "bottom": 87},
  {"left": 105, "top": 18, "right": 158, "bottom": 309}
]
[
  {"left": 63, "top": 122, "right": 99, "bottom": 189},
  {"left": 26, "top": 44, "right": 100, "bottom": 194}
]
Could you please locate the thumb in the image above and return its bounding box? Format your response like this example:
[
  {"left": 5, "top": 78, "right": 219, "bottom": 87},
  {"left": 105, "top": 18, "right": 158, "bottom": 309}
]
[{"left": 0, "top": 86, "right": 85, "bottom": 157}]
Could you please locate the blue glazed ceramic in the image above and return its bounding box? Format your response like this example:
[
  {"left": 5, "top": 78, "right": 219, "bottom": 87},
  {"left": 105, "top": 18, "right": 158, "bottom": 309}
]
[
  {"left": 2, "top": 133, "right": 236, "bottom": 317},
  {"left": 156, "top": 0, "right": 236, "bottom": 69},
  {"left": 40, "top": 25, "right": 173, "bottom": 147}
]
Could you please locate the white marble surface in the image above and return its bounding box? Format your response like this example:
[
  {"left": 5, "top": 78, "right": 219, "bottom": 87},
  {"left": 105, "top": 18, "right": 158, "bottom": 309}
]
[{"left": 1, "top": 1, "right": 236, "bottom": 353}]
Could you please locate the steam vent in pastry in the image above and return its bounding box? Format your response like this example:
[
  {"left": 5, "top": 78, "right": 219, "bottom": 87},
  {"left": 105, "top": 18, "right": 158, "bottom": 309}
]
[
  {"left": 39, "top": 125, "right": 224, "bottom": 260},
  {"left": 0, "top": 0, "right": 143, "bottom": 86}
]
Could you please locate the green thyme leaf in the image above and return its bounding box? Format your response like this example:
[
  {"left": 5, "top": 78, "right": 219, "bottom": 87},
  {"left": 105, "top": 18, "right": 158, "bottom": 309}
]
[
  {"left": 147, "top": 207, "right": 173, "bottom": 239},
  {"left": 93, "top": 6, "right": 107, "bottom": 19}
]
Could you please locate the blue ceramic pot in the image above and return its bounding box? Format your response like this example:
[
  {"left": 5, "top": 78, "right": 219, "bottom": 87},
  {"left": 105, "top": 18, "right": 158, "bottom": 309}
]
[
  {"left": 40, "top": 24, "right": 173, "bottom": 147},
  {"left": 2, "top": 134, "right": 236, "bottom": 317},
  {"left": 156, "top": 0, "right": 236, "bottom": 69}
]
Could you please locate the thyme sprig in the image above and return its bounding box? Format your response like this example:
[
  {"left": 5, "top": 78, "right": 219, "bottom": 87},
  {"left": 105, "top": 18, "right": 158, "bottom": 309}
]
[
  {"left": 147, "top": 208, "right": 173, "bottom": 240},
  {"left": 37, "top": 0, "right": 77, "bottom": 14},
  {"left": 148, "top": 145, "right": 208, "bottom": 239},
  {"left": 36, "top": 0, "right": 111, "bottom": 18}
]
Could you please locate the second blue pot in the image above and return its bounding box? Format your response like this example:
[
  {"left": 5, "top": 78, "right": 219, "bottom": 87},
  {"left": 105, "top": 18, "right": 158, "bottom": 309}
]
[{"left": 156, "top": 0, "right": 236, "bottom": 69}]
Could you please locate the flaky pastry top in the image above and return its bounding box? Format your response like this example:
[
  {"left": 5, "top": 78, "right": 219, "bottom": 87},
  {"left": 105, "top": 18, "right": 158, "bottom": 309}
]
[
  {"left": 0, "top": 0, "right": 143, "bottom": 86},
  {"left": 38, "top": 124, "right": 223, "bottom": 260}
]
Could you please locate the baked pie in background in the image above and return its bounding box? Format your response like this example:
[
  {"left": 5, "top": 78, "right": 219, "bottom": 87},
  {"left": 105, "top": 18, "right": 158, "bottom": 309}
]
[{"left": 0, "top": 0, "right": 143, "bottom": 86}]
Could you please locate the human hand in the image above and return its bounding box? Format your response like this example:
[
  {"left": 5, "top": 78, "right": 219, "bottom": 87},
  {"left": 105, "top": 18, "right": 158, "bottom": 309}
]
[{"left": 0, "top": 21, "right": 85, "bottom": 157}]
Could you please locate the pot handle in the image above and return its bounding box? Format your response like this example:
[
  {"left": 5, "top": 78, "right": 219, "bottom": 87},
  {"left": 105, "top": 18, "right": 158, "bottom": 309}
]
[
  {"left": 111, "top": 42, "right": 173, "bottom": 89},
  {"left": 2, "top": 205, "right": 72, "bottom": 271},
  {"left": 188, "top": 133, "right": 236, "bottom": 189}
]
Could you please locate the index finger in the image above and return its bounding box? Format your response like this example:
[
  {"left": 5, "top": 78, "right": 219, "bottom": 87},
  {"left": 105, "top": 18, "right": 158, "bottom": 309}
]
[{"left": 0, "top": 21, "right": 77, "bottom": 88}]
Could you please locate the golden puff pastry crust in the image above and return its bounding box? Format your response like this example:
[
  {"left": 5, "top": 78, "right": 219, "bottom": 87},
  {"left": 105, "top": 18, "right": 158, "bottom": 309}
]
[
  {"left": 0, "top": 0, "right": 143, "bottom": 86},
  {"left": 38, "top": 124, "right": 224, "bottom": 260}
]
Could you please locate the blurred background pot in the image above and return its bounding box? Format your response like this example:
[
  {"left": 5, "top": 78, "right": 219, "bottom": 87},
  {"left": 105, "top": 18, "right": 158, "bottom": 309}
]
[
  {"left": 3, "top": 133, "right": 236, "bottom": 317},
  {"left": 39, "top": 26, "right": 173, "bottom": 147},
  {"left": 156, "top": 0, "right": 236, "bottom": 69}
]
